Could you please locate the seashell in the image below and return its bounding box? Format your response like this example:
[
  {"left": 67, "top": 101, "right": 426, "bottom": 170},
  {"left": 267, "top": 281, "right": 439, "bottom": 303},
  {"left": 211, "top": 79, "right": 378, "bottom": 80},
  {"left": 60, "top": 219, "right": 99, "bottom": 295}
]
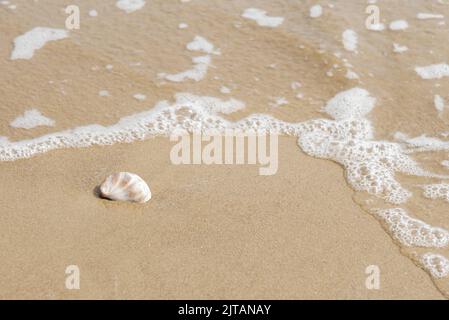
[{"left": 99, "top": 172, "right": 151, "bottom": 203}]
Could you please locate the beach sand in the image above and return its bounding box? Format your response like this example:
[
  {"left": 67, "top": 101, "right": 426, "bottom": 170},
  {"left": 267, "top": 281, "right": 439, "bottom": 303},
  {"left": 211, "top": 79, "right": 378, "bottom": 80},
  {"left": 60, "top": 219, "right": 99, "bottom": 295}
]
[
  {"left": 0, "top": 137, "right": 443, "bottom": 299},
  {"left": 1, "top": 0, "right": 449, "bottom": 299}
]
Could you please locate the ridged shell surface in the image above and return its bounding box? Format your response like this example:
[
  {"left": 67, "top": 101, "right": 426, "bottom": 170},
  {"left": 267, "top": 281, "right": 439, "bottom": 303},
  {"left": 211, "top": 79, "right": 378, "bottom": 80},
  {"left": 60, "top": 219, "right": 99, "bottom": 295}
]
[{"left": 100, "top": 172, "right": 151, "bottom": 203}]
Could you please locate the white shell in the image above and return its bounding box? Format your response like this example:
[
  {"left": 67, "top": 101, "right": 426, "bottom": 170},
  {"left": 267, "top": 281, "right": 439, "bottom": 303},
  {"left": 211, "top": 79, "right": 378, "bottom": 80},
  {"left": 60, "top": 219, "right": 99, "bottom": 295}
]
[{"left": 100, "top": 172, "right": 151, "bottom": 203}]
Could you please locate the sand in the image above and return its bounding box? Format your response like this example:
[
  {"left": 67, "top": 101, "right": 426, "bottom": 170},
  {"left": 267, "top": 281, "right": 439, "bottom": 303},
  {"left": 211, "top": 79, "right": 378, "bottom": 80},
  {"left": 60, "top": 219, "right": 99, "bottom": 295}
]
[
  {"left": 0, "top": 137, "right": 443, "bottom": 299},
  {"left": 1, "top": 0, "right": 449, "bottom": 299}
]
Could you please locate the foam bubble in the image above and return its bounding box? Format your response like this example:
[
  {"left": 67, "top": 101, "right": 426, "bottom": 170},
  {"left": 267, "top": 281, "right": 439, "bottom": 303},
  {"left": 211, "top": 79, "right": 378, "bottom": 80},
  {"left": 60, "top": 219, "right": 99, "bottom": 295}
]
[
  {"left": 116, "top": 0, "right": 145, "bottom": 13},
  {"left": 160, "top": 36, "right": 219, "bottom": 82},
  {"left": 393, "top": 43, "right": 408, "bottom": 53},
  {"left": 1, "top": 1, "right": 15, "bottom": 9},
  {"left": 242, "top": 8, "right": 284, "bottom": 28},
  {"left": 133, "top": 93, "right": 147, "bottom": 101},
  {"left": 374, "top": 208, "right": 449, "bottom": 247},
  {"left": 421, "top": 253, "right": 449, "bottom": 278},
  {"left": 220, "top": 86, "right": 231, "bottom": 94},
  {"left": 441, "top": 160, "right": 449, "bottom": 168},
  {"left": 417, "top": 13, "right": 444, "bottom": 20},
  {"left": 310, "top": 5, "right": 323, "bottom": 18},
  {"left": 342, "top": 29, "right": 358, "bottom": 52},
  {"left": 324, "top": 88, "right": 375, "bottom": 120},
  {"left": 11, "top": 27, "right": 68, "bottom": 60},
  {"left": 422, "top": 184, "right": 449, "bottom": 202},
  {"left": 299, "top": 132, "right": 421, "bottom": 204},
  {"left": 99, "top": 90, "right": 109, "bottom": 97},
  {"left": 434, "top": 95, "right": 445, "bottom": 113},
  {"left": 389, "top": 20, "right": 409, "bottom": 31},
  {"left": 10, "top": 109, "right": 55, "bottom": 129},
  {"left": 291, "top": 82, "right": 302, "bottom": 90},
  {"left": 160, "top": 55, "right": 211, "bottom": 82},
  {"left": 415, "top": 64, "right": 449, "bottom": 80},
  {"left": 299, "top": 88, "right": 435, "bottom": 204},
  {"left": 186, "top": 36, "right": 220, "bottom": 55}
]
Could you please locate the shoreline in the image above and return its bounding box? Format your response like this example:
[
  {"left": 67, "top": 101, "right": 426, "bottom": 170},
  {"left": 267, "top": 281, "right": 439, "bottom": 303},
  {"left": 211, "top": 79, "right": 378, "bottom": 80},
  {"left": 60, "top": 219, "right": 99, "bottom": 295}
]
[{"left": 0, "top": 136, "right": 444, "bottom": 299}]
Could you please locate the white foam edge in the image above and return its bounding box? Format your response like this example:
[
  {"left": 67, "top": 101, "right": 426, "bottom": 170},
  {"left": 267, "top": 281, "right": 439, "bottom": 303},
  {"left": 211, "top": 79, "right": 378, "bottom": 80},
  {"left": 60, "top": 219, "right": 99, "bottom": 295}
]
[
  {"left": 373, "top": 207, "right": 449, "bottom": 248},
  {"left": 421, "top": 253, "right": 449, "bottom": 278},
  {"left": 0, "top": 94, "right": 247, "bottom": 161},
  {"left": 0, "top": 88, "right": 445, "bottom": 206}
]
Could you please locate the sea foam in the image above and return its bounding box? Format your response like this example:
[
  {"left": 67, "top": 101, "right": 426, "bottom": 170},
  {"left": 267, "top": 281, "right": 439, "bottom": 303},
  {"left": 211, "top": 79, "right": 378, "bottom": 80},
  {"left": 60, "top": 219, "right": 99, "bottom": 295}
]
[
  {"left": 417, "top": 13, "right": 444, "bottom": 20},
  {"left": 389, "top": 20, "right": 409, "bottom": 30},
  {"left": 0, "top": 88, "right": 439, "bottom": 206},
  {"left": 3, "top": 90, "right": 449, "bottom": 257},
  {"left": 310, "top": 5, "right": 323, "bottom": 18},
  {"left": 393, "top": 43, "right": 408, "bottom": 53},
  {"left": 10, "top": 109, "right": 55, "bottom": 129},
  {"left": 374, "top": 208, "right": 449, "bottom": 247},
  {"left": 116, "top": 0, "right": 145, "bottom": 13},
  {"left": 421, "top": 253, "right": 449, "bottom": 278},
  {"left": 10, "top": 27, "right": 68, "bottom": 60},
  {"left": 434, "top": 95, "right": 445, "bottom": 113},
  {"left": 422, "top": 184, "right": 449, "bottom": 202},
  {"left": 415, "top": 64, "right": 449, "bottom": 79},
  {"left": 159, "top": 36, "right": 219, "bottom": 82},
  {"left": 242, "top": 8, "right": 284, "bottom": 28},
  {"left": 342, "top": 29, "right": 358, "bottom": 52}
]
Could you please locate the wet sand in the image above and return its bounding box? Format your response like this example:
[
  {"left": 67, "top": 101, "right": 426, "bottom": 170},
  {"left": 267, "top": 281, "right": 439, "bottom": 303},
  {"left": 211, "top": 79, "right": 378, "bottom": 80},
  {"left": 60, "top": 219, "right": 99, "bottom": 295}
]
[{"left": 0, "top": 137, "right": 443, "bottom": 299}]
